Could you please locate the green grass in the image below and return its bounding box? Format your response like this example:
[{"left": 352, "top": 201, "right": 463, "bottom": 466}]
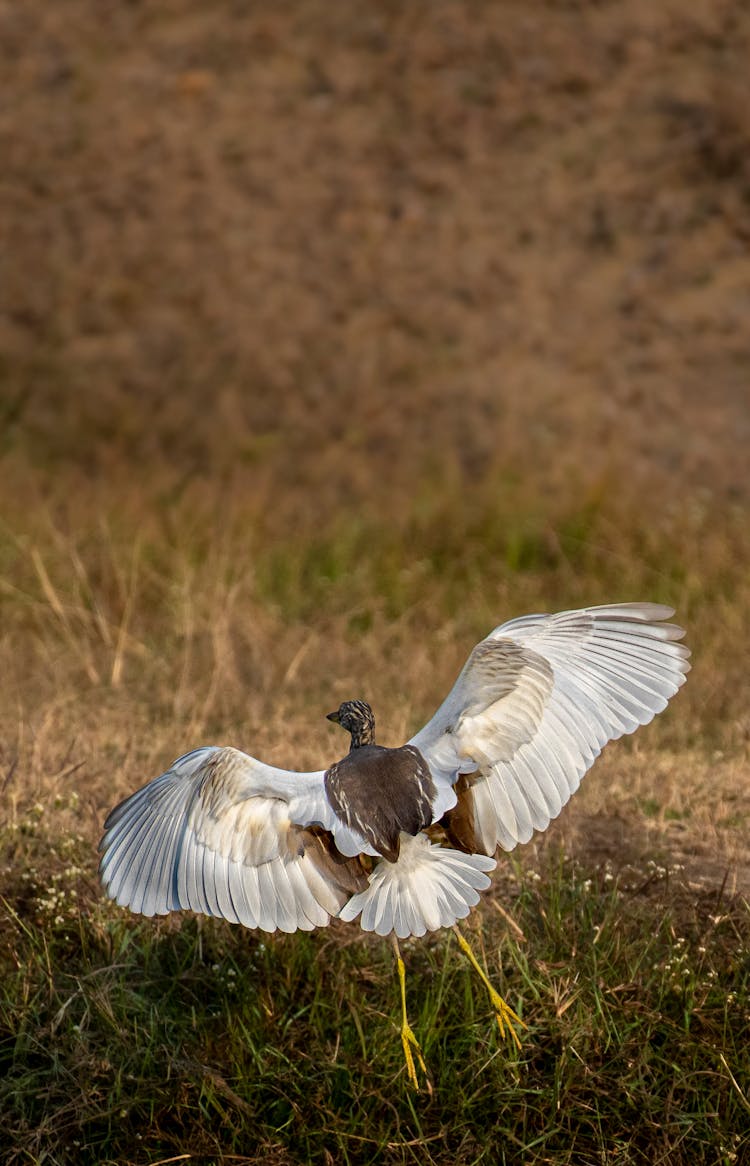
[{"left": 2, "top": 819, "right": 748, "bottom": 1166}]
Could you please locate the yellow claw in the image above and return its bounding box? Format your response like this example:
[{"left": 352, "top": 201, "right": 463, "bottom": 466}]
[
  {"left": 400, "top": 1013, "right": 429, "bottom": 1091},
  {"left": 393, "top": 939, "right": 432, "bottom": 1093},
  {"left": 453, "top": 926, "right": 526, "bottom": 1048}
]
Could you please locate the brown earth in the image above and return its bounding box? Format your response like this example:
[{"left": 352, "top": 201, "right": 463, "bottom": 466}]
[{"left": 1, "top": 0, "right": 749, "bottom": 518}]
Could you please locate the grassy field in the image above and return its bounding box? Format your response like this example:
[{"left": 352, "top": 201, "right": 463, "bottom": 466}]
[
  {"left": 1, "top": 488, "right": 748, "bottom": 1165},
  {"left": 2, "top": 1, "right": 750, "bottom": 1163}
]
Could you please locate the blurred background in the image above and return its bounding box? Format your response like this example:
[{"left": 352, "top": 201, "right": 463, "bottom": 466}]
[{"left": 0, "top": 0, "right": 748, "bottom": 857}]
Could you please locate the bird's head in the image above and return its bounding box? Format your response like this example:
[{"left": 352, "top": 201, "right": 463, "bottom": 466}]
[{"left": 326, "top": 699, "right": 376, "bottom": 749}]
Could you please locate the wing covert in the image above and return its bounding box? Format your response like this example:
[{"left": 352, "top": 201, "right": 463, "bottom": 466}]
[
  {"left": 99, "top": 746, "right": 368, "bottom": 931},
  {"left": 410, "top": 603, "right": 690, "bottom": 853}
]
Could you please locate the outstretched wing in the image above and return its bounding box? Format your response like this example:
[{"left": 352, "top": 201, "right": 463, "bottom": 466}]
[
  {"left": 99, "top": 746, "right": 368, "bottom": 932},
  {"left": 410, "top": 603, "right": 690, "bottom": 854}
]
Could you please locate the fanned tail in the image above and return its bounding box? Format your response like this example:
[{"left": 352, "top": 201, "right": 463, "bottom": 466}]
[{"left": 338, "top": 833, "right": 496, "bottom": 939}]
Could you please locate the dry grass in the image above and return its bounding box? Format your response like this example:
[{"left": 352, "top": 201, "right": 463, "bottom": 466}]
[{"left": 1, "top": 1, "right": 750, "bottom": 1162}]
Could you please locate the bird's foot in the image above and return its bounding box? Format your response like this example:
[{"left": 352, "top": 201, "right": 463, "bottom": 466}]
[
  {"left": 452, "top": 926, "right": 526, "bottom": 1049},
  {"left": 486, "top": 984, "right": 526, "bottom": 1049},
  {"left": 400, "top": 1018, "right": 431, "bottom": 1093},
  {"left": 392, "top": 937, "right": 432, "bottom": 1093}
]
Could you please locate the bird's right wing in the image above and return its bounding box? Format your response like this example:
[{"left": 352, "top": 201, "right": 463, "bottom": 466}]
[
  {"left": 410, "top": 603, "right": 690, "bottom": 853},
  {"left": 99, "top": 746, "right": 368, "bottom": 932}
]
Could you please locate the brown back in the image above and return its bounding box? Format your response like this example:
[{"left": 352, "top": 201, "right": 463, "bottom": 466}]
[{"left": 325, "top": 743, "right": 436, "bottom": 863}]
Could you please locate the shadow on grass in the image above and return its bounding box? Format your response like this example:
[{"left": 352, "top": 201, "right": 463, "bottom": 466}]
[{"left": 1, "top": 824, "right": 748, "bottom": 1165}]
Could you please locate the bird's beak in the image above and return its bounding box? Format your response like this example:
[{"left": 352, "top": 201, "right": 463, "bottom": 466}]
[{"left": 326, "top": 710, "right": 340, "bottom": 723}]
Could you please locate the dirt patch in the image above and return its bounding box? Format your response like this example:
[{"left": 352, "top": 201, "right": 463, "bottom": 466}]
[{"left": 556, "top": 809, "right": 750, "bottom": 897}]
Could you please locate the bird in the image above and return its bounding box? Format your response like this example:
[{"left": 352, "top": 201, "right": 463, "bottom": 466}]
[{"left": 99, "top": 602, "right": 690, "bottom": 1088}]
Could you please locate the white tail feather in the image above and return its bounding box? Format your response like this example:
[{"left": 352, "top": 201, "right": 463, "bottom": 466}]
[{"left": 338, "top": 833, "right": 496, "bottom": 939}]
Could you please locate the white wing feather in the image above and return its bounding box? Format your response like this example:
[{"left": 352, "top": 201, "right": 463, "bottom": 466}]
[
  {"left": 410, "top": 603, "right": 690, "bottom": 853},
  {"left": 99, "top": 746, "right": 369, "bottom": 932}
]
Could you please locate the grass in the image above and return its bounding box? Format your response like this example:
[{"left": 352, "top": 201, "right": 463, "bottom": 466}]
[
  {"left": 0, "top": 479, "right": 748, "bottom": 1165},
  {"left": 2, "top": 812, "right": 748, "bottom": 1165}
]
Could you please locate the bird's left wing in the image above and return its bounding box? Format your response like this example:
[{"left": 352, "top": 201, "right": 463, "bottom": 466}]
[
  {"left": 410, "top": 603, "right": 690, "bottom": 853},
  {"left": 99, "top": 746, "right": 368, "bottom": 932}
]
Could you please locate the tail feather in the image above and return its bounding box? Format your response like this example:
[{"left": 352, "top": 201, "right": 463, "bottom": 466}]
[{"left": 339, "top": 833, "right": 496, "bottom": 939}]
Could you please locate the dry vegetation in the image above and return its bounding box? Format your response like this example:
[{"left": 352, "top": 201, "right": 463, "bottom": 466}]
[{"left": 1, "top": 1, "right": 749, "bottom": 1163}]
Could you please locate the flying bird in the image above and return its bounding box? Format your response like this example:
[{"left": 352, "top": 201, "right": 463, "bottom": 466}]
[{"left": 100, "top": 602, "right": 689, "bottom": 1087}]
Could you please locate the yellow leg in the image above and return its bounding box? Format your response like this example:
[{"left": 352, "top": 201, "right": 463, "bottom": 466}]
[
  {"left": 392, "top": 936, "right": 431, "bottom": 1093},
  {"left": 452, "top": 925, "right": 526, "bottom": 1050}
]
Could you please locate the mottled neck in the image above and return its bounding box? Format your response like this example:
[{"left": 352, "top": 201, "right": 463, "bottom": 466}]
[{"left": 350, "top": 722, "right": 375, "bottom": 749}]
